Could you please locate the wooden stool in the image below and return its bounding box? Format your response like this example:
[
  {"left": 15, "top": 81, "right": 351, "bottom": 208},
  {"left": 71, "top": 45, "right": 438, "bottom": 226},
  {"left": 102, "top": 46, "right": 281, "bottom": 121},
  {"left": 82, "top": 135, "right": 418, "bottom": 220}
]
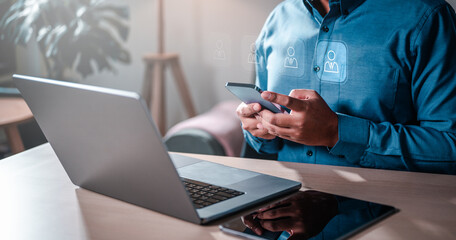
[
  {"left": 0, "top": 97, "right": 33, "bottom": 154},
  {"left": 142, "top": 53, "right": 196, "bottom": 135}
]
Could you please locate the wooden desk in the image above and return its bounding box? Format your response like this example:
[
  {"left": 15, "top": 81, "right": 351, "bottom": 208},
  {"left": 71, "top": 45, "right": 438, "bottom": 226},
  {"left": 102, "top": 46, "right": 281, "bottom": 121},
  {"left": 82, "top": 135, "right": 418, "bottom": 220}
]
[{"left": 0, "top": 143, "right": 455, "bottom": 240}]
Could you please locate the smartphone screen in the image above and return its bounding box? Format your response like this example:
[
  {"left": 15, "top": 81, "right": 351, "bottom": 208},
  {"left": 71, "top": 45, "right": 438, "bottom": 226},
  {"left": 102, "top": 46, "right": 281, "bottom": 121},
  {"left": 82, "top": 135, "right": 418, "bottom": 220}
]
[{"left": 225, "top": 82, "right": 282, "bottom": 113}]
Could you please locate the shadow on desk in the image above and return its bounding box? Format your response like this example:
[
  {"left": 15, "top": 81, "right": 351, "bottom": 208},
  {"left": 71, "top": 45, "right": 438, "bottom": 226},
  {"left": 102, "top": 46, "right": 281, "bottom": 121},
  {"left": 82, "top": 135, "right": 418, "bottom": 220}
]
[{"left": 75, "top": 188, "right": 220, "bottom": 240}]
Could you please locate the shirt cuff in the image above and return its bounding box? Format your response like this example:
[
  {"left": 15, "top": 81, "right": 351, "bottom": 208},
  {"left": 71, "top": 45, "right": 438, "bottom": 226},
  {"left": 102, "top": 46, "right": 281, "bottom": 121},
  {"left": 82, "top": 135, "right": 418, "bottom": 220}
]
[
  {"left": 329, "top": 113, "right": 370, "bottom": 164},
  {"left": 243, "top": 129, "right": 281, "bottom": 154}
]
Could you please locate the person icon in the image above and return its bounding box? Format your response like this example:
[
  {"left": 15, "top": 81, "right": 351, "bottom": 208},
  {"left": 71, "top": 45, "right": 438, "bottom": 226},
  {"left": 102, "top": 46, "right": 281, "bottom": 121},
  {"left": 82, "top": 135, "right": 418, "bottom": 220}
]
[
  {"left": 248, "top": 43, "right": 256, "bottom": 64},
  {"left": 284, "top": 47, "right": 298, "bottom": 68},
  {"left": 324, "top": 50, "right": 339, "bottom": 73},
  {"left": 214, "top": 40, "right": 226, "bottom": 60}
]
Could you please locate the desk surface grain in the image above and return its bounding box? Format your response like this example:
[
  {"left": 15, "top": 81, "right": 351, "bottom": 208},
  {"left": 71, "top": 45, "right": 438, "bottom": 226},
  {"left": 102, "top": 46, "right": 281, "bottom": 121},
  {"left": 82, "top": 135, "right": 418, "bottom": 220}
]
[{"left": 0, "top": 143, "right": 455, "bottom": 240}]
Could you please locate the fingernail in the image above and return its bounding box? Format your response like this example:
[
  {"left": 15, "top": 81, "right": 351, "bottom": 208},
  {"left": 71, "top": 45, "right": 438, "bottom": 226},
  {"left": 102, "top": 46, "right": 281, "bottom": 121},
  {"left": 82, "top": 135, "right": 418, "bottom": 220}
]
[
  {"left": 254, "top": 228, "right": 263, "bottom": 235},
  {"left": 263, "top": 92, "right": 272, "bottom": 100},
  {"left": 257, "top": 123, "right": 263, "bottom": 129},
  {"left": 253, "top": 104, "right": 261, "bottom": 111}
]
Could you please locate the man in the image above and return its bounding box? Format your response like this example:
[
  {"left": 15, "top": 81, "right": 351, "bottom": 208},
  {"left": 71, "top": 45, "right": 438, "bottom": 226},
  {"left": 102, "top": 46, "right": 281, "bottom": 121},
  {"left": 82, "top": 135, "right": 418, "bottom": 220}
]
[{"left": 238, "top": 0, "right": 456, "bottom": 174}]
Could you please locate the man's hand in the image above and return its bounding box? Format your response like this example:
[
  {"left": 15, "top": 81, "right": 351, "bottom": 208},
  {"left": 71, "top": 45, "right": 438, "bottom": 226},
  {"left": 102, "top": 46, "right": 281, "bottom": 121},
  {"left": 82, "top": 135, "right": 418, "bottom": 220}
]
[
  {"left": 236, "top": 102, "right": 276, "bottom": 140},
  {"left": 257, "top": 89, "right": 339, "bottom": 147}
]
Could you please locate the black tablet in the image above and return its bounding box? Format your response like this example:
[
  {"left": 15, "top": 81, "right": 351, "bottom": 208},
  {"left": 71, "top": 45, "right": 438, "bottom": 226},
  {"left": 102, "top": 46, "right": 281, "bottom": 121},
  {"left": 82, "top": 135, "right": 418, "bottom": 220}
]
[{"left": 220, "top": 190, "right": 397, "bottom": 240}]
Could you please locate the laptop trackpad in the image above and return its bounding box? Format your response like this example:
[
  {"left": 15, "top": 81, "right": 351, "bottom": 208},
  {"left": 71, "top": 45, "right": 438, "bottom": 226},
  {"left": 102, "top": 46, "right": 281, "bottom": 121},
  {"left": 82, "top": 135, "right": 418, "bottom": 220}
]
[{"left": 177, "top": 161, "right": 260, "bottom": 186}]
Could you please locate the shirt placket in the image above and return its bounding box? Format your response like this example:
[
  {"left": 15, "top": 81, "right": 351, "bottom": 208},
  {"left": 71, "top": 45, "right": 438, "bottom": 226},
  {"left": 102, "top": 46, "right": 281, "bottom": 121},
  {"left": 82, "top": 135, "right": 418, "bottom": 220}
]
[
  {"left": 312, "top": 3, "right": 339, "bottom": 79},
  {"left": 309, "top": 2, "right": 341, "bottom": 164}
]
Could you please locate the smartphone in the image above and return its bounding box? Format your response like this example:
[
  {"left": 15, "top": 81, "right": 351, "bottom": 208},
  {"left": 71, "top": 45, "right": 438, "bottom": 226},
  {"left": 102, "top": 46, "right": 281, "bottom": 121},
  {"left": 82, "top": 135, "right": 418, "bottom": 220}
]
[{"left": 225, "top": 82, "right": 282, "bottom": 113}]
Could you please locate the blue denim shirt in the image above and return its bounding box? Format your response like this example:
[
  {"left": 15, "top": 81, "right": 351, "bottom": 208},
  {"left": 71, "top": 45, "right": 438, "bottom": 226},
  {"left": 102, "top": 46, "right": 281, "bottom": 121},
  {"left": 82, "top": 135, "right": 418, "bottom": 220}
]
[{"left": 244, "top": 0, "right": 456, "bottom": 174}]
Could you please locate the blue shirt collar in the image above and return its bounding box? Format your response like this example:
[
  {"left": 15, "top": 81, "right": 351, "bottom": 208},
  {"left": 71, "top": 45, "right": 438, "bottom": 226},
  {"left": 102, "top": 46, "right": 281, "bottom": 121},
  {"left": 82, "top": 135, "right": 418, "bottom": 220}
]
[
  {"left": 339, "top": 0, "right": 366, "bottom": 14},
  {"left": 304, "top": 0, "right": 366, "bottom": 17}
]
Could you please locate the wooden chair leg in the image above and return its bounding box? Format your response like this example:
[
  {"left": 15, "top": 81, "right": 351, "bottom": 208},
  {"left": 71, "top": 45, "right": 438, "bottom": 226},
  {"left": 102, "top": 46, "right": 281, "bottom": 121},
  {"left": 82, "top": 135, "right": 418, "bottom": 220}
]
[
  {"left": 152, "top": 62, "right": 166, "bottom": 135},
  {"left": 143, "top": 54, "right": 197, "bottom": 135},
  {"left": 5, "top": 125, "right": 25, "bottom": 154},
  {"left": 142, "top": 63, "right": 154, "bottom": 104},
  {"left": 170, "top": 57, "right": 197, "bottom": 117}
]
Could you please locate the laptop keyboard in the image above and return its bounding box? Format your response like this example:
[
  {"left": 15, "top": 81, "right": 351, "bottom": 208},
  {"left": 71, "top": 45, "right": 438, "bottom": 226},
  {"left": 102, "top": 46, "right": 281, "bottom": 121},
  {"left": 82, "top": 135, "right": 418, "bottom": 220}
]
[{"left": 182, "top": 178, "right": 244, "bottom": 209}]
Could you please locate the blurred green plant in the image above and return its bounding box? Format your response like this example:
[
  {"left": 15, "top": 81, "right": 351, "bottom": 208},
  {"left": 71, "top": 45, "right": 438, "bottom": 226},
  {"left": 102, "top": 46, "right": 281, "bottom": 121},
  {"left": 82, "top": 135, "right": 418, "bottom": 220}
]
[{"left": 0, "top": 0, "right": 131, "bottom": 79}]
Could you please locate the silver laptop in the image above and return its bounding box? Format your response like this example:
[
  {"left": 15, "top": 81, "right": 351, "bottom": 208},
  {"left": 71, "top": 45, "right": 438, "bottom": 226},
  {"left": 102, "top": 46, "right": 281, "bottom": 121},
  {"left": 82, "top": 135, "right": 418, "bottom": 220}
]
[{"left": 14, "top": 74, "right": 301, "bottom": 224}]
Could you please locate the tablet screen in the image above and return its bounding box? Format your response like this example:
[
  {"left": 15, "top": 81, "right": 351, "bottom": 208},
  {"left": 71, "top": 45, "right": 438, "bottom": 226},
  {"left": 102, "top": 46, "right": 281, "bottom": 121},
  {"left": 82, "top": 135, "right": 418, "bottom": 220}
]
[{"left": 220, "top": 190, "right": 397, "bottom": 240}]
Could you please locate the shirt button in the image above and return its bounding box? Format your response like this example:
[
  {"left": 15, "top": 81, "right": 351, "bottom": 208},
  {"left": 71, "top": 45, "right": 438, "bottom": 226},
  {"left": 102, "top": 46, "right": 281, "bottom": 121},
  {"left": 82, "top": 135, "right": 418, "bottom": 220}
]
[
  {"left": 313, "top": 65, "right": 320, "bottom": 72},
  {"left": 306, "top": 150, "right": 313, "bottom": 157},
  {"left": 322, "top": 26, "right": 329, "bottom": 32}
]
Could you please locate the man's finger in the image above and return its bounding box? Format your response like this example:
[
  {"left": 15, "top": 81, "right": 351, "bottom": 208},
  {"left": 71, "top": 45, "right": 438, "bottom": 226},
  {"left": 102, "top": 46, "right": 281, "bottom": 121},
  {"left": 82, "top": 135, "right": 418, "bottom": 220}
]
[
  {"left": 289, "top": 89, "right": 318, "bottom": 100},
  {"left": 261, "top": 91, "right": 305, "bottom": 111},
  {"left": 241, "top": 215, "right": 264, "bottom": 236},
  {"left": 253, "top": 123, "right": 276, "bottom": 139},
  {"left": 236, "top": 103, "right": 262, "bottom": 117},
  {"left": 241, "top": 117, "right": 261, "bottom": 131},
  {"left": 261, "top": 122, "right": 294, "bottom": 138},
  {"left": 258, "top": 110, "right": 295, "bottom": 128},
  {"left": 260, "top": 119, "right": 295, "bottom": 137},
  {"left": 260, "top": 219, "right": 293, "bottom": 232},
  {"left": 258, "top": 199, "right": 290, "bottom": 212},
  {"left": 257, "top": 206, "right": 296, "bottom": 220}
]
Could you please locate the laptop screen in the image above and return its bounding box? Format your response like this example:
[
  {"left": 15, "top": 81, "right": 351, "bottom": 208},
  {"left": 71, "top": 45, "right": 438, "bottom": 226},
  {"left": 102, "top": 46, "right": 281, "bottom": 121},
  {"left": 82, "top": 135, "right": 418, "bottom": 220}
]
[{"left": 220, "top": 190, "right": 397, "bottom": 240}]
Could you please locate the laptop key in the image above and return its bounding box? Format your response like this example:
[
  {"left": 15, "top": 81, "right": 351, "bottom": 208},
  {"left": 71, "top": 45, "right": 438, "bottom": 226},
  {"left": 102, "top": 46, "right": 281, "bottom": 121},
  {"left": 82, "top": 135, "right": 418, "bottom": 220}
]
[
  {"left": 217, "top": 192, "right": 233, "bottom": 198},
  {"left": 202, "top": 202, "right": 212, "bottom": 207},
  {"left": 207, "top": 198, "right": 220, "bottom": 203},
  {"left": 212, "top": 195, "right": 228, "bottom": 201}
]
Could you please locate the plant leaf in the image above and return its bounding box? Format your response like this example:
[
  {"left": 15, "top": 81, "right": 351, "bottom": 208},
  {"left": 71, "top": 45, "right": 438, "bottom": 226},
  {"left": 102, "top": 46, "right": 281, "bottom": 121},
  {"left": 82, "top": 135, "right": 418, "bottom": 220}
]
[
  {"left": 94, "top": 5, "right": 130, "bottom": 20},
  {"left": 101, "top": 16, "right": 129, "bottom": 41}
]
